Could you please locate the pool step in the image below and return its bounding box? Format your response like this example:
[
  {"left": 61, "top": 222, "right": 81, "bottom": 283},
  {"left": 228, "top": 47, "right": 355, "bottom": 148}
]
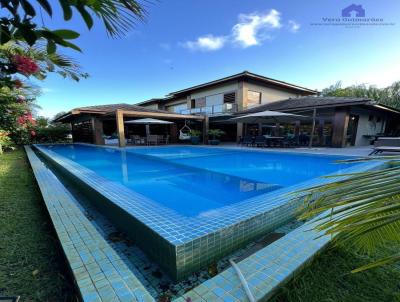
[{"left": 25, "top": 146, "right": 154, "bottom": 302}]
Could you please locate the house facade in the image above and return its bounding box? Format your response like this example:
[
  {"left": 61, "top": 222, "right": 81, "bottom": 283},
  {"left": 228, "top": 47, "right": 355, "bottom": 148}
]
[
  {"left": 136, "top": 71, "right": 400, "bottom": 147},
  {"left": 55, "top": 71, "right": 400, "bottom": 147}
]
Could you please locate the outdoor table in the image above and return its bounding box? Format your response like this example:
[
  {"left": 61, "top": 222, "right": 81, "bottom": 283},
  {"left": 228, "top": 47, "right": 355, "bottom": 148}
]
[{"left": 264, "top": 136, "right": 285, "bottom": 147}]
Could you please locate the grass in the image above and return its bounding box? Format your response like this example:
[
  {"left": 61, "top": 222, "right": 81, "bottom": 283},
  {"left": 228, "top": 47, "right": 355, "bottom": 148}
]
[
  {"left": 272, "top": 244, "right": 400, "bottom": 302},
  {"left": 0, "top": 149, "right": 77, "bottom": 301}
]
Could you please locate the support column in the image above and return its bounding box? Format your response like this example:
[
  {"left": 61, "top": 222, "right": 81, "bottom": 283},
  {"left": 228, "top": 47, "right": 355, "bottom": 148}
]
[
  {"left": 170, "top": 124, "right": 178, "bottom": 143},
  {"left": 92, "top": 117, "right": 104, "bottom": 145},
  {"left": 318, "top": 118, "right": 325, "bottom": 146},
  {"left": 294, "top": 121, "right": 300, "bottom": 144},
  {"left": 203, "top": 116, "right": 209, "bottom": 144},
  {"left": 332, "top": 108, "right": 349, "bottom": 147},
  {"left": 275, "top": 123, "right": 281, "bottom": 136},
  {"left": 258, "top": 123, "right": 263, "bottom": 135},
  {"left": 116, "top": 109, "right": 126, "bottom": 147},
  {"left": 237, "top": 81, "right": 248, "bottom": 111},
  {"left": 236, "top": 122, "right": 243, "bottom": 143}
]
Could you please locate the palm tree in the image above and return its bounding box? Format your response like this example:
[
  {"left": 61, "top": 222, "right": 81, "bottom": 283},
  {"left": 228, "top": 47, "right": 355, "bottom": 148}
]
[
  {"left": 1, "top": 0, "right": 147, "bottom": 50},
  {"left": 299, "top": 156, "right": 400, "bottom": 272},
  {"left": 0, "top": 42, "right": 87, "bottom": 81}
]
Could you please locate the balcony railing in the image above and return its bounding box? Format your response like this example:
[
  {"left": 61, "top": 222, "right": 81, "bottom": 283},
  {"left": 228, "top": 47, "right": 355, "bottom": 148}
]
[{"left": 180, "top": 103, "right": 238, "bottom": 116}]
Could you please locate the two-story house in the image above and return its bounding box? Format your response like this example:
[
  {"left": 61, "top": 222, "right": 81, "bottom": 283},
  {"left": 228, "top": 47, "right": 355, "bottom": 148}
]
[
  {"left": 55, "top": 71, "right": 400, "bottom": 147},
  {"left": 136, "top": 71, "right": 317, "bottom": 141}
]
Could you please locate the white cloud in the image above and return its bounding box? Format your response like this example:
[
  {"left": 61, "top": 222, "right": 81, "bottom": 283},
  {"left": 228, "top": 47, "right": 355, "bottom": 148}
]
[
  {"left": 288, "top": 20, "right": 300, "bottom": 33},
  {"left": 182, "top": 35, "right": 226, "bottom": 52},
  {"left": 180, "top": 9, "right": 283, "bottom": 52},
  {"left": 232, "top": 10, "right": 281, "bottom": 47}
]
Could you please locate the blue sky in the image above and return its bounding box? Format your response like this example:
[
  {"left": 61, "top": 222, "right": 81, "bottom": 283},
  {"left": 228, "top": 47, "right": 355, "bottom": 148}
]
[{"left": 34, "top": 0, "right": 400, "bottom": 117}]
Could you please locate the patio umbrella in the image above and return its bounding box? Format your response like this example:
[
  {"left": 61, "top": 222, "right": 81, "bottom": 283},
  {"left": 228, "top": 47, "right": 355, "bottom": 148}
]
[
  {"left": 124, "top": 118, "right": 174, "bottom": 136},
  {"left": 229, "top": 110, "right": 309, "bottom": 124}
]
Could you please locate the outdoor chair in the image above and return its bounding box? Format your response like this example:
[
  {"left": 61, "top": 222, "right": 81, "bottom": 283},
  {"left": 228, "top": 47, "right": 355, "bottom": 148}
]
[
  {"left": 147, "top": 135, "right": 158, "bottom": 145},
  {"left": 130, "top": 135, "right": 142, "bottom": 145},
  {"left": 282, "top": 135, "right": 297, "bottom": 148},
  {"left": 254, "top": 135, "right": 266, "bottom": 147},
  {"left": 241, "top": 136, "right": 254, "bottom": 146},
  {"left": 369, "top": 137, "right": 400, "bottom": 155},
  {"left": 158, "top": 135, "right": 170, "bottom": 144}
]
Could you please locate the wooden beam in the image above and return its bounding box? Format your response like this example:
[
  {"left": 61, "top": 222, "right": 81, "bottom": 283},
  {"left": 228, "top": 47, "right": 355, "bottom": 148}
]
[
  {"left": 236, "top": 123, "right": 243, "bottom": 143},
  {"left": 116, "top": 109, "right": 126, "bottom": 147},
  {"left": 119, "top": 110, "right": 204, "bottom": 120},
  {"left": 332, "top": 108, "right": 349, "bottom": 147},
  {"left": 92, "top": 117, "right": 105, "bottom": 145},
  {"left": 237, "top": 81, "right": 248, "bottom": 111},
  {"left": 203, "top": 116, "right": 209, "bottom": 144}
]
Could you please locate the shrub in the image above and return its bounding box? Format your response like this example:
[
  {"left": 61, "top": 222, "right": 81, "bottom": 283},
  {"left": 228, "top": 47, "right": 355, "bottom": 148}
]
[
  {"left": 33, "top": 124, "right": 71, "bottom": 144},
  {"left": 0, "top": 130, "right": 15, "bottom": 154}
]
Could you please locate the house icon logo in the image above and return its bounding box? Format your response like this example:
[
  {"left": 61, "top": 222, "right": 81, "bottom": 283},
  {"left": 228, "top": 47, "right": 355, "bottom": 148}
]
[{"left": 342, "top": 4, "right": 365, "bottom": 17}]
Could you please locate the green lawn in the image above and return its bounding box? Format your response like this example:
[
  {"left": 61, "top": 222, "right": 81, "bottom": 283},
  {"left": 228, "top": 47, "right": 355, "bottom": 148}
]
[
  {"left": 1, "top": 149, "right": 399, "bottom": 302},
  {"left": 0, "top": 149, "right": 77, "bottom": 301},
  {"left": 272, "top": 244, "right": 400, "bottom": 302}
]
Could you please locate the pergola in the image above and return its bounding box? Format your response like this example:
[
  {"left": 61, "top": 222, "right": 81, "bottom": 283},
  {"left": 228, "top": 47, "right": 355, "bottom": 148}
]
[
  {"left": 112, "top": 109, "right": 206, "bottom": 147},
  {"left": 54, "top": 104, "right": 207, "bottom": 147}
]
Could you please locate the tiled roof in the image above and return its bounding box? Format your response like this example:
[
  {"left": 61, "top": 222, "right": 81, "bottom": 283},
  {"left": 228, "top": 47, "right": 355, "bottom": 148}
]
[
  {"left": 74, "top": 103, "right": 170, "bottom": 114},
  {"left": 239, "top": 96, "right": 374, "bottom": 114},
  {"left": 168, "top": 71, "right": 318, "bottom": 96}
]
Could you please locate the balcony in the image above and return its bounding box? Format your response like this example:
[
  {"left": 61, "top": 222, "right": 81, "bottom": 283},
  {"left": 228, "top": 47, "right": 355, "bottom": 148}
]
[{"left": 180, "top": 103, "right": 238, "bottom": 116}]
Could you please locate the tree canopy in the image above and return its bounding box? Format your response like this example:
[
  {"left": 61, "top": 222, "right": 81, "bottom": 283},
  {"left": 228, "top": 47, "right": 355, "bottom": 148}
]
[
  {"left": 322, "top": 81, "right": 400, "bottom": 110},
  {"left": 0, "top": 0, "right": 146, "bottom": 53}
]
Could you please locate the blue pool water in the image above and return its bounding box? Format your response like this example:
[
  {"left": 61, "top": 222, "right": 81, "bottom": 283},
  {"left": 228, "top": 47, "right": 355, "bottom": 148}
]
[{"left": 41, "top": 145, "right": 355, "bottom": 217}]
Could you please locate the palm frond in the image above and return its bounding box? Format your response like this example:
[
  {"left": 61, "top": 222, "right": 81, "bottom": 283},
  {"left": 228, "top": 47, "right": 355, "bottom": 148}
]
[
  {"left": 71, "top": 0, "right": 147, "bottom": 37},
  {"left": 299, "top": 156, "right": 400, "bottom": 271}
]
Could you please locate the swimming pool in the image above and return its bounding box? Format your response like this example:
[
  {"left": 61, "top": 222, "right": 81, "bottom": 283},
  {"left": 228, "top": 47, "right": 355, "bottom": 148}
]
[{"left": 35, "top": 144, "right": 375, "bottom": 280}]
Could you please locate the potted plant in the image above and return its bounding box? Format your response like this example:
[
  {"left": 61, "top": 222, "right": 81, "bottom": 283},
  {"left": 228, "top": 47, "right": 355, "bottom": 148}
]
[
  {"left": 208, "top": 129, "right": 225, "bottom": 145},
  {"left": 189, "top": 130, "right": 202, "bottom": 145}
]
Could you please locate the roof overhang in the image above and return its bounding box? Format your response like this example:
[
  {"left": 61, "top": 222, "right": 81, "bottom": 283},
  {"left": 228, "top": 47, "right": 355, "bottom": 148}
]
[
  {"left": 103, "top": 109, "right": 205, "bottom": 120},
  {"left": 168, "top": 71, "right": 318, "bottom": 97}
]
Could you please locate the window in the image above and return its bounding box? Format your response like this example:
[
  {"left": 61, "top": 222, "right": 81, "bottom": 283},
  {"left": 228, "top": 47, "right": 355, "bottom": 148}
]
[
  {"left": 167, "top": 103, "right": 187, "bottom": 113},
  {"left": 223, "top": 92, "right": 236, "bottom": 103},
  {"left": 195, "top": 97, "right": 206, "bottom": 108},
  {"left": 247, "top": 90, "right": 261, "bottom": 107}
]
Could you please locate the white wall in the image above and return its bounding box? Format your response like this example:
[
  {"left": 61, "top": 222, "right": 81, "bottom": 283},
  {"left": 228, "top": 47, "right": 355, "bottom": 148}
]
[
  {"left": 190, "top": 82, "right": 238, "bottom": 100},
  {"left": 354, "top": 110, "right": 386, "bottom": 146},
  {"left": 246, "top": 82, "right": 300, "bottom": 107}
]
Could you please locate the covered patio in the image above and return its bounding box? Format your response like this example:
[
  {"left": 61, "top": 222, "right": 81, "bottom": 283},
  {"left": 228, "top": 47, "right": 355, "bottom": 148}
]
[{"left": 54, "top": 104, "right": 207, "bottom": 147}]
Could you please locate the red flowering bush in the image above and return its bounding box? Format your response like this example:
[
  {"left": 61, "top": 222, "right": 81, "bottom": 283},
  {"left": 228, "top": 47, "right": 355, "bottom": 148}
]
[
  {"left": 12, "top": 55, "right": 39, "bottom": 76},
  {"left": 17, "top": 112, "right": 36, "bottom": 127},
  {"left": 14, "top": 79, "right": 23, "bottom": 88}
]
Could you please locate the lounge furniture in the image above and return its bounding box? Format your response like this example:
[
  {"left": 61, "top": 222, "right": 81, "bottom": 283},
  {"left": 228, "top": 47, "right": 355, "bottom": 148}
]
[
  {"left": 254, "top": 135, "right": 266, "bottom": 147},
  {"left": 264, "top": 136, "right": 284, "bottom": 147},
  {"left": 369, "top": 137, "right": 400, "bottom": 155},
  {"left": 241, "top": 136, "right": 254, "bottom": 146},
  {"left": 130, "top": 135, "right": 143, "bottom": 145},
  {"left": 158, "top": 135, "right": 170, "bottom": 144},
  {"left": 146, "top": 135, "right": 158, "bottom": 145}
]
